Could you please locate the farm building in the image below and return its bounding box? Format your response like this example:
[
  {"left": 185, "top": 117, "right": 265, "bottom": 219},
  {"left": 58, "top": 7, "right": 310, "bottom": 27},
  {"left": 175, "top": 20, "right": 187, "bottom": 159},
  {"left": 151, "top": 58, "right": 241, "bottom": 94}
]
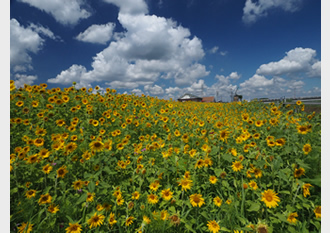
[
  {"left": 202, "top": 96, "right": 215, "bottom": 103},
  {"left": 177, "top": 93, "right": 202, "bottom": 102}
]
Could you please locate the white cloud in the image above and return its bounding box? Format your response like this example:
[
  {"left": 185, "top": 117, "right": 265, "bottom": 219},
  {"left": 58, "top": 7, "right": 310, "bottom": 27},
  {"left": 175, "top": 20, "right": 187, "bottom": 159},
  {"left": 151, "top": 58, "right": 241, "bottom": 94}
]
[
  {"left": 13, "top": 74, "right": 38, "bottom": 88},
  {"left": 242, "top": 0, "right": 303, "bottom": 24},
  {"left": 75, "top": 23, "right": 116, "bottom": 44},
  {"left": 28, "top": 23, "right": 62, "bottom": 41},
  {"left": 209, "top": 46, "right": 219, "bottom": 54},
  {"left": 48, "top": 64, "right": 88, "bottom": 84},
  {"left": 238, "top": 74, "right": 311, "bottom": 99},
  {"left": 10, "top": 19, "right": 44, "bottom": 72},
  {"left": 18, "top": 0, "right": 91, "bottom": 25},
  {"left": 144, "top": 84, "right": 164, "bottom": 95},
  {"left": 105, "top": 81, "right": 140, "bottom": 89},
  {"left": 49, "top": 2, "right": 209, "bottom": 89},
  {"left": 220, "top": 51, "right": 227, "bottom": 56},
  {"left": 102, "top": 0, "right": 148, "bottom": 15},
  {"left": 228, "top": 71, "right": 241, "bottom": 80},
  {"left": 256, "top": 47, "right": 321, "bottom": 77},
  {"left": 131, "top": 88, "right": 144, "bottom": 96}
]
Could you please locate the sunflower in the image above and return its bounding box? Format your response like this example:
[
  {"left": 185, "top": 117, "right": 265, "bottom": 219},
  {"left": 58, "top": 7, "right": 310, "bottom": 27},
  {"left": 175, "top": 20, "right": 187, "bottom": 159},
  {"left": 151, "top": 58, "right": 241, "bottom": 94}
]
[
  {"left": 16, "top": 101, "right": 24, "bottom": 107},
  {"left": 116, "top": 195, "right": 124, "bottom": 206},
  {"left": 256, "top": 223, "right": 269, "bottom": 233},
  {"left": 161, "top": 210, "right": 169, "bottom": 221},
  {"left": 213, "top": 196, "right": 222, "bottom": 207},
  {"left": 314, "top": 206, "right": 321, "bottom": 218},
  {"left": 25, "top": 189, "right": 36, "bottom": 199},
  {"left": 65, "top": 142, "right": 77, "bottom": 154},
  {"left": 109, "top": 212, "right": 117, "bottom": 226},
  {"left": 147, "top": 193, "right": 159, "bottom": 205},
  {"left": 275, "top": 138, "right": 286, "bottom": 146},
  {"left": 296, "top": 125, "right": 310, "bottom": 134},
  {"left": 34, "top": 138, "right": 44, "bottom": 147},
  {"left": 89, "top": 141, "right": 104, "bottom": 152},
  {"left": 18, "top": 222, "right": 33, "bottom": 233},
  {"left": 87, "top": 212, "right": 105, "bottom": 229},
  {"left": 87, "top": 192, "right": 95, "bottom": 202},
  {"left": 184, "top": 171, "right": 191, "bottom": 179},
  {"left": 219, "top": 129, "right": 230, "bottom": 142},
  {"left": 195, "top": 159, "right": 205, "bottom": 169},
  {"left": 178, "top": 178, "right": 193, "bottom": 191},
  {"left": 48, "top": 204, "right": 60, "bottom": 214},
  {"left": 294, "top": 168, "right": 305, "bottom": 178},
  {"left": 125, "top": 216, "right": 134, "bottom": 226},
  {"left": 72, "top": 180, "right": 84, "bottom": 190},
  {"left": 249, "top": 180, "right": 258, "bottom": 190},
  {"left": 57, "top": 166, "right": 68, "bottom": 178},
  {"left": 161, "top": 188, "right": 173, "bottom": 201},
  {"left": 261, "top": 189, "right": 280, "bottom": 208},
  {"left": 204, "top": 157, "right": 213, "bottom": 166},
  {"left": 65, "top": 223, "right": 82, "bottom": 233},
  {"left": 255, "top": 120, "right": 264, "bottom": 127},
  {"left": 143, "top": 215, "right": 151, "bottom": 224},
  {"left": 132, "top": 191, "right": 140, "bottom": 200},
  {"left": 232, "top": 161, "right": 243, "bottom": 172},
  {"left": 207, "top": 220, "right": 220, "bottom": 233},
  {"left": 27, "top": 154, "right": 38, "bottom": 164},
  {"left": 38, "top": 193, "right": 52, "bottom": 205},
  {"left": 174, "top": 129, "right": 181, "bottom": 137},
  {"left": 302, "top": 144, "right": 312, "bottom": 154},
  {"left": 189, "top": 193, "right": 205, "bottom": 207},
  {"left": 56, "top": 119, "right": 66, "bottom": 126},
  {"left": 149, "top": 181, "right": 160, "bottom": 191},
  {"left": 254, "top": 168, "right": 262, "bottom": 178},
  {"left": 209, "top": 176, "right": 218, "bottom": 184},
  {"left": 102, "top": 202, "right": 112, "bottom": 211},
  {"left": 302, "top": 183, "right": 313, "bottom": 197},
  {"left": 287, "top": 212, "right": 298, "bottom": 224},
  {"left": 39, "top": 148, "right": 50, "bottom": 159}
]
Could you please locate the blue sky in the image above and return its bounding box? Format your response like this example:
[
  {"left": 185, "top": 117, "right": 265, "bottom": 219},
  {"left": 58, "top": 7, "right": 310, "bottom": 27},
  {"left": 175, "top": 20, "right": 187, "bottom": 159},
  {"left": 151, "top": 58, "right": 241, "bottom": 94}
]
[{"left": 10, "top": 0, "right": 322, "bottom": 101}]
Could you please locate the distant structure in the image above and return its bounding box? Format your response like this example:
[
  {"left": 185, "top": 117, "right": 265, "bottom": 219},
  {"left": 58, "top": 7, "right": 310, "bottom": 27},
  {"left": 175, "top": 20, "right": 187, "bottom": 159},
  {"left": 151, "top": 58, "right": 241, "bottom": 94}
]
[
  {"left": 233, "top": 88, "right": 243, "bottom": 102},
  {"left": 202, "top": 96, "right": 215, "bottom": 103},
  {"left": 177, "top": 93, "right": 203, "bottom": 102}
]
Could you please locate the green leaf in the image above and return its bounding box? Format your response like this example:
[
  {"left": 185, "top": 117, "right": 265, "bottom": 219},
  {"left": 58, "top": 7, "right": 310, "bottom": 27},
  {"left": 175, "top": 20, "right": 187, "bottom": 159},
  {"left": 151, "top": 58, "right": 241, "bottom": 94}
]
[
  {"left": 66, "top": 215, "right": 75, "bottom": 223},
  {"left": 301, "top": 175, "right": 321, "bottom": 187},
  {"left": 222, "top": 153, "right": 232, "bottom": 162},
  {"left": 185, "top": 223, "right": 196, "bottom": 233},
  {"left": 88, "top": 181, "right": 95, "bottom": 192},
  {"left": 219, "top": 227, "right": 231, "bottom": 232},
  {"left": 246, "top": 202, "right": 260, "bottom": 212},
  {"left": 214, "top": 168, "right": 222, "bottom": 177},
  {"left": 275, "top": 212, "right": 288, "bottom": 222},
  {"left": 76, "top": 193, "right": 87, "bottom": 205}
]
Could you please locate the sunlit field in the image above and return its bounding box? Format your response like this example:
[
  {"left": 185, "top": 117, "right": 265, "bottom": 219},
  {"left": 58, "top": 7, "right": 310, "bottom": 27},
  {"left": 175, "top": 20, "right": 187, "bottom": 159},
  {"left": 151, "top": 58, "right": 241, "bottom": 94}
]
[{"left": 10, "top": 81, "right": 321, "bottom": 233}]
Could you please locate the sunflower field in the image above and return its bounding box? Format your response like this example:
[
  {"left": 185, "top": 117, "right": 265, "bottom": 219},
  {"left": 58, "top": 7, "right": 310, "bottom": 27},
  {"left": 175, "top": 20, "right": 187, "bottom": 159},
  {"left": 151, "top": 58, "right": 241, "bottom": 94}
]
[{"left": 10, "top": 81, "right": 321, "bottom": 233}]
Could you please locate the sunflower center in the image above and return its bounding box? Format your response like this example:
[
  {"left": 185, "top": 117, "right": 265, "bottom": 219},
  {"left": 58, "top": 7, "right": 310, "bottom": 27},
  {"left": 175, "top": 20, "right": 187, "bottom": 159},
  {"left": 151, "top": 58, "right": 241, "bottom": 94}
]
[{"left": 266, "top": 195, "right": 273, "bottom": 202}]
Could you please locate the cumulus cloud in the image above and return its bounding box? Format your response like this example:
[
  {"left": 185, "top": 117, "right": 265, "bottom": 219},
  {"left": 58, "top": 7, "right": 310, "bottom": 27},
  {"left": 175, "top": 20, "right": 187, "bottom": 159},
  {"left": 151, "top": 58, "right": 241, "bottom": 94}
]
[
  {"left": 28, "top": 23, "right": 62, "bottom": 41},
  {"left": 48, "top": 64, "right": 88, "bottom": 84},
  {"left": 11, "top": 19, "right": 61, "bottom": 74},
  {"left": 144, "top": 84, "right": 165, "bottom": 95},
  {"left": 102, "top": 0, "right": 148, "bottom": 15},
  {"left": 75, "top": 23, "right": 116, "bottom": 44},
  {"left": 131, "top": 88, "right": 144, "bottom": 96},
  {"left": 13, "top": 74, "right": 38, "bottom": 88},
  {"left": 209, "top": 46, "right": 219, "bottom": 54},
  {"left": 49, "top": 1, "right": 209, "bottom": 89},
  {"left": 10, "top": 19, "right": 44, "bottom": 72},
  {"left": 18, "top": 0, "right": 91, "bottom": 25},
  {"left": 256, "top": 47, "right": 321, "bottom": 77},
  {"left": 242, "top": 0, "right": 303, "bottom": 24},
  {"left": 238, "top": 74, "right": 311, "bottom": 99}
]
